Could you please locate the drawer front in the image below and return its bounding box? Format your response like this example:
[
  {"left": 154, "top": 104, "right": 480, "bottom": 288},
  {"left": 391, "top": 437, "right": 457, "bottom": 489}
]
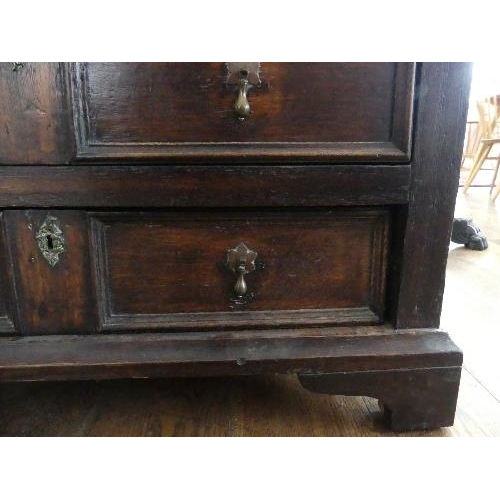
[
  {"left": 91, "top": 210, "right": 389, "bottom": 331},
  {"left": 71, "top": 63, "right": 415, "bottom": 163},
  {"left": 4, "top": 211, "right": 96, "bottom": 335}
]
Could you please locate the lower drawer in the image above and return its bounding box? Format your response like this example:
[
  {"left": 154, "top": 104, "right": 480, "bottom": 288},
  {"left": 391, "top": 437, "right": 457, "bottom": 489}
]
[
  {"left": 3, "top": 209, "right": 389, "bottom": 334},
  {"left": 91, "top": 209, "right": 389, "bottom": 331}
]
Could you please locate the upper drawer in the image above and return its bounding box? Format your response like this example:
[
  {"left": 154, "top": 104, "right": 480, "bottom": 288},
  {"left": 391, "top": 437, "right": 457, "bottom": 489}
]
[{"left": 70, "top": 62, "right": 415, "bottom": 163}]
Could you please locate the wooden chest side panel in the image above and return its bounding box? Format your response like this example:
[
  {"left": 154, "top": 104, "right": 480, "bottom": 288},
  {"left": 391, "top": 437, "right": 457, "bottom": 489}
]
[
  {"left": 91, "top": 210, "right": 389, "bottom": 331},
  {"left": 395, "top": 62, "right": 473, "bottom": 328}
]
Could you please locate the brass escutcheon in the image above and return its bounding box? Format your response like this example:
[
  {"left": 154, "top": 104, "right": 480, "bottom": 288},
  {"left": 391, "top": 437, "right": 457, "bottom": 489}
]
[{"left": 35, "top": 215, "right": 66, "bottom": 267}]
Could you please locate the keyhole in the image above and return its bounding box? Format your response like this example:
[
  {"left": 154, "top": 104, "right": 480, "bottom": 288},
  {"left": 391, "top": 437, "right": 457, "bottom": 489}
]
[
  {"left": 239, "top": 69, "right": 249, "bottom": 79},
  {"left": 46, "top": 234, "right": 54, "bottom": 250}
]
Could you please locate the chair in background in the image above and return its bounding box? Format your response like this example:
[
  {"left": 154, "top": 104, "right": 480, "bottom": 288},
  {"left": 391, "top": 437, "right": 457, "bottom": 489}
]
[
  {"left": 493, "top": 173, "right": 500, "bottom": 201},
  {"left": 463, "top": 95, "right": 500, "bottom": 195},
  {"left": 461, "top": 121, "right": 481, "bottom": 169}
]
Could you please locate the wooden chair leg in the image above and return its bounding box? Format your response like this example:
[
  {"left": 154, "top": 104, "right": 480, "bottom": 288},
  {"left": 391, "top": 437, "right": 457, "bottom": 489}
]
[
  {"left": 490, "top": 157, "right": 500, "bottom": 195},
  {"left": 493, "top": 182, "right": 500, "bottom": 201},
  {"left": 463, "top": 143, "right": 490, "bottom": 192}
]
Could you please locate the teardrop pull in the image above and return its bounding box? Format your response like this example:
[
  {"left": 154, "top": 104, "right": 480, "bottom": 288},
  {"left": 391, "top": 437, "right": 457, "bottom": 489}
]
[
  {"left": 234, "top": 264, "right": 248, "bottom": 296},
  {"left": 226, "top": 242, "right": 258, "bottom": 299},
  {"left": 234, "top": 79, "right": 251, "bottom": 120}
]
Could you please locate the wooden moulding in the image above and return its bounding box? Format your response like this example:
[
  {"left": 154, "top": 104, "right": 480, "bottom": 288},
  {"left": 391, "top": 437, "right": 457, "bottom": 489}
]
[
  {"left": 0, "top": 327, "right": 462, "bottom": 431},
  {"left": 0, "top": 325, "right": 462, "bottom": 431},
  {"left": 0, "top": 328, "right": 463, "bottom": 381},
  {"left": 0, "top": 328, "right": 463, "bottom": 382}
]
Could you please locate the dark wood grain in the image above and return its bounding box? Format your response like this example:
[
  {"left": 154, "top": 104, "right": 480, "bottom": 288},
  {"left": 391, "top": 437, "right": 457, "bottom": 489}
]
[
  {"left": 0, "top": 213, "right": 15, "bottom": 333},
  {"left": 0, "top": 164, "right": 410, "bottom": 208},
  {"left": 394, "top": 63, "right": 473, "bottom": 328},
  {"left": 0, "top": 328, "right": 461, "bottom": 382},
  {"left": 91, "top": 209, "right": 388, "bottom": 331},
  {"left": 0, "top": 62, "right": 472, "bottom": 432},
  {"left": 3, "top": 211, "right": 96, "bottom": 335},
  {"left": 0, "top": 215, "right": 8, "bottom": 320},
  {"left": 0, "top": 63, "right": 73, "bottom": 165},
  {"left": 71, "top": 62, "right": 414, "bottom": 163},
  {"left": 2, "top": 367, "right": 497, "bottom": 436},
  {"left": 300, "top": 366, "right": 462, "bottom": 431}
]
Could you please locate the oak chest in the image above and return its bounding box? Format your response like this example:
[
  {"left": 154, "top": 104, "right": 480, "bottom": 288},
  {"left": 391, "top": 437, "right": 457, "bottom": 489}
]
[{"left": 0, "top": 62, "right": 471, "bottom": 431}]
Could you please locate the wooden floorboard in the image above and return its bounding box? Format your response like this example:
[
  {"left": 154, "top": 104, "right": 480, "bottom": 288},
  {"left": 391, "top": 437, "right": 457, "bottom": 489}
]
[
  {"left": 443, "top": 189, "right": 500, "bottom": 404},
  {"left": 0, "top": 366, "right": 498, "bottom": 437},
  {"left": 0, "top": 189, "right": 498, "bottom": 436}
]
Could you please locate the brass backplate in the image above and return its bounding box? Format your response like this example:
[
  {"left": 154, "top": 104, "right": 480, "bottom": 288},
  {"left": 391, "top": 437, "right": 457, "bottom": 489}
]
[{"left": 226, "top": 62, "right": 261, "bottom": 86}]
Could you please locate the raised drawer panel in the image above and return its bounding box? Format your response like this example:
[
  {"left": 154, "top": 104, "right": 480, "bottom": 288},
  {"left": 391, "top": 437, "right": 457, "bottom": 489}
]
[
  {"left": 91, "top": 209, "right": 389, "bottom": 331},
  {"left": 72, "top": 63, "right": 414, "bottom": 163}
]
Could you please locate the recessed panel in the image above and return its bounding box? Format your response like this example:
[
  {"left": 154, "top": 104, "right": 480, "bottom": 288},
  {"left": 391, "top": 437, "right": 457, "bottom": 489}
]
[
  {"left": 72, "top": 63, "right": 415, "bottom": 162},
  {"left": 91, "top": 210, "right": 389, "bottom": 331}
]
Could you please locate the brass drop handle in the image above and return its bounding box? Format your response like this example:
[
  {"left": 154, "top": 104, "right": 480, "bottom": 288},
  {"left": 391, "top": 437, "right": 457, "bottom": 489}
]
[
  {"left": 234, "top": 261, "right": 249, "bottom": 296},
  {"left": 226, "top": 242, "right": 258, "bottom": 298},
  {"left": 225, "top": 63, "right": 262, "bottom": 121},
  {"left": 234, "top": 77, "right": 251, "bottom": 120}
]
